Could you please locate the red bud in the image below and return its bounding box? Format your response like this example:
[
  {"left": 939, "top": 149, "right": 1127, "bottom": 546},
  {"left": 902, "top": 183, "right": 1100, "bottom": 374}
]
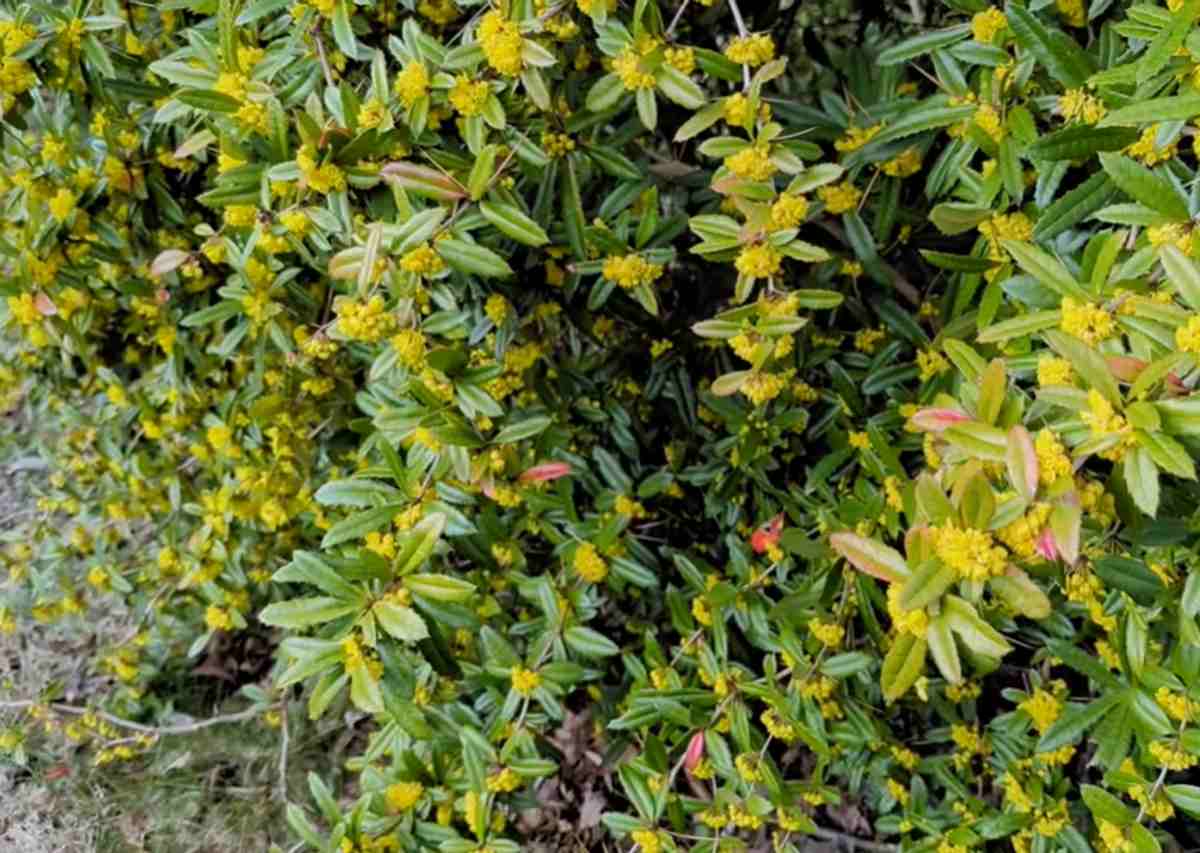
[
  {"left": 1035, "top": 527, "right": 1058, "bottom": 561},
  {"left": 684, "top": 731, "right": 705, "bottom": 773},
  {"left": 751, "top": 513, "right": 785, "bottom": 554}
]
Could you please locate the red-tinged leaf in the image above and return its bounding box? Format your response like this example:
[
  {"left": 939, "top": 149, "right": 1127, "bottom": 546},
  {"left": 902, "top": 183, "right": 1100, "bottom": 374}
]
[
  {"left": 829, "top": 533, "right": 911, "bottom": 584},
  {"left": 1006, "top": 425, "right": 1038, "bottom": 502},
  {"left": 751, "top": 513, "right": 784, "bottom": 554},
  {"left": 1036, "top": 526, "right": 1058, "bottom": 561},
  {"left": 1050, "top": 498, "right": 1080, "bottom": 564},
  {"left": 380, "top": 161, "right": 467, "bottom": 201},
  {"left": 684, "top": 731, "right": 705, "bottom": 773},
  {"left": 909, "top": 408, "right": 970, "bottom": 432},
  {"left": 34, "top": 293, "right": 57, "bottom": 316},
  {"left": 1107, "top": 355, "right": 1146, "bottom": 384},
  {"left": 519, "top": 462, "right": 572, "bottom": 483}
]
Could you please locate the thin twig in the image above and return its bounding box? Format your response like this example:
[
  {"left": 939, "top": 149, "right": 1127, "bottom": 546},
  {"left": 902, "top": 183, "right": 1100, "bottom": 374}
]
[
  {"left": 726, "top": 0, "right": 752, "bottom": 90},
  {"left": 0, "top": 700, "right": 262, "bottom": 735},
  {"left": 311, "top": 25, "right": 336, "bottom": 90},
  {"left": 666, "top": 0, "right": 691, "bottom": 39},
  {"left": 278, "top": 700, "right": 290, "bottom": 803}
]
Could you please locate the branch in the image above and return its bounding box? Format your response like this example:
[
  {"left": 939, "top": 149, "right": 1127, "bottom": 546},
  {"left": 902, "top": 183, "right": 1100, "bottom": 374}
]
[
  {"left": 0, "top": 700, "right": 263, "bottom": 736},
  {"left": 277, "top": 701, "right": 290, "bottom": 803}
]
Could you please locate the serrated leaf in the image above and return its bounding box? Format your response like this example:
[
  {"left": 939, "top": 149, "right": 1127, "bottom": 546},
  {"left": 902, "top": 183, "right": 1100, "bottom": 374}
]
[{"left": 1098, "top": 153, "right": 1190, "bottom": 221}]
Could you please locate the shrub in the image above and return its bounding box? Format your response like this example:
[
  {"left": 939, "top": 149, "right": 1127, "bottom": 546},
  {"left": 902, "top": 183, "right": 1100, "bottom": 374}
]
[{"left": 3, "top": 0, "right": 1200, "bottom": 852}]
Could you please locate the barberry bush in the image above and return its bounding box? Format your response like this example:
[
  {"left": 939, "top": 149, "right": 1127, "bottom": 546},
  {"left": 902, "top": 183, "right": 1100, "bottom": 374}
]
[{"left": 4, "top": 0, "right": 1200, "bottom": 851}]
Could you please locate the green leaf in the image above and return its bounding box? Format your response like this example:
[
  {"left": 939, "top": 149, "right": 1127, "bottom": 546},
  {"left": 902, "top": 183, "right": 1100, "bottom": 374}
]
[
  {"left": 259, "top": 596, "right": 359, "bottom": 628},
  {"left": 899, "top": 560, "right": 957, "bottom": 611},
  {"left": 1099, "top": 95, "right": 1200, "bottom": 127},
  {"left": 1098, "top": 153, "right": 1190, "bottom": 221},
  {"left": 320, "top": 504, "right": 404, "bottom": 549},
  {"left": 1093, "top": 557, "right": 1164, "bottom": 605},
  {"left": 1044, "top": 330, "right": 1121, "bottom": 406},
  {"left": 493, "top": 414, "right": 552, "bottom": 444},
  {"left": 564, "top": 626, "right": 620, "bottom": 658},
  {"left": 314, "top": 478, "right": 400, "bottom": 508},
  {"left": 880, "top": 633, "right": 926, "bottom": 704},
  {"left": 869, "top": 100, "right": 977, "bottom": 148},
  {"left": 1137, "top": 0, "right": 1200, "bottom": 83},
  {"left": 654, "top": 66, "right": 705, "bottom": 108},
  {"left": 1002, "top": 242, "right": 1088, "bottom": 301},
  {"left": 1026, "top": 126, "right": 1139, "bottom": 162},
  {"left": 405, "top": 573, "right": 474, "bottom": 602},
  {"left": 479, "top": 200, "right": 550, "bottom": 247},
  {"left": 1166, "top": 785, "right": 1200, "bottom": 819},
  {"left": 273, "top": 551, "right": 361, "bottom": 600},
  {"left": 926, "top": 614, "right": 962, "bottom": 684},
  {"left": 181, "top": 300, "right": 242, "bottom": 327},
  {"left": 1160, "top": 245, "right": 1200, "bottom": 311},
  {"left": 1032, "top": 172, "right": 1120, "bottom": 241},
  {"left": 436, "top": 238, "right": 513, "bottom": 278},
  {"left": 236, "top": 0, "right": 291, "bottom": 24},
  {"left": 1036, "top": 692, "right": 1122, "bottom": 752},
  {"left": 1136, "top": 430, "right": 1196, "bottom": 479},
  {"left": 176, "top": 90, "right": 241, "bottom": 114},
  {"left": 374, "top": 601, "right": 429, "bottom": 642},
  {"left": 977, "top": 309, "right": 1062, "bottom": 344},
  {"left": 1082, "top": 785, "right": 1135, "bottom": 826},
  {"left": 1122, "top": 446, "right": 1159, "bottom": 517},
  {"left": 1005, "top": 3, "right": 1094, "bottom": 87},
  {"left": 331, "top": 0, "right": 357, "bottom": 60},
  {"left": 394, "top": 513, "right": 446, "bottom": 577},
  {"left": 877, "top": 24, "right": 971, "bottom": 65}
]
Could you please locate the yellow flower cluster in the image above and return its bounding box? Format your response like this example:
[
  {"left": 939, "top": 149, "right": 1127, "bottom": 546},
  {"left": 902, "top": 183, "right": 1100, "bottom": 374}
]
[
  {"left": 1036, "top": 356, "right": 1073, "bottom": 387},
  {"left": 449, "top": 75, "right": 489, "bottom": 115},
  {"left": 602, "top": 253, "right": 662, "bottom": 289},
  {"left": 818, "top": 181, "right": 861, "bottom": 214},
  {"left": 929, "top": 523, "right": 1008, "bottom": 583},
  {"left": 510, "top": 665, "right": 542, "bottom": 696},
  {"left": 886, "top": 585, "right": 928, "bottom": 636},
  {"left": 734, "top": 243, "right": 782, "bottom": 281},
  {"left": 835, "top": 124, "right": 882, "bottom": 153},
  {"left": 725, "top": 145, "right": 776, "bottom": 181},
  {"left": 297, "top": 145, "right": 347, "bottom": 195},
  {"left": 1058, "top": 88, "right": 1106, "bottom": 123},
  {"left": 1018, "top": 687, "right": 1062, "bottom": 734},
  {"left": 769, "top": 194, "right": 809, "bottom": 230},
  {"left": 881, "top": 148, "right": 922, "bottom": 177},
  {"left": 478, "top": 10, "right": 523, "bottom": 77},
  {"left": 1035, "top": 429, "right": 1072, "bottom": 486},
  {"left": 1125, "top": 124, "right": 1177, "bottom": 165},
  {"left": 573, "top": 542, "right": 608, "bottom": 582},
  {"left": 742, "top": 371, "right": 787, "bottom": 405},
  {"left": 971, "top": 8, "right": 1007, "bottom": 43},
  {"left": 724, "top": 33, "right": 775, "bottom": 66},
  {"left": 613, "top": 46, "right": 655, "bottom": 90},
  {"left": 1059, "top": 297, "right": 1115, "bottom": 345},
  {"left": 335, "top": 295, "right": 396, "bottom": 343},
  {"left": 1176, "top": 315, "right": 1200, "bottom": 353},
  {"left": 394, "top": 61, "right": 429, "bottom": 107},
  {"left": 809, "top": 618, "right": 844, "bottom": 648},
  {"left": 385, "top": 781, "right": 424, "bottom": 812}
]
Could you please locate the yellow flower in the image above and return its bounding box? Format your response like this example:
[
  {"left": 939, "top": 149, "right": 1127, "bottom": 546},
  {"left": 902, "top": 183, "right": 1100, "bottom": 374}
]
[
  {"left": 769, "top": 194, "right": 809, "bottom": 230},
  {"left": 394, "top": 61, "right": 429, "bottom": 108},
  {"left": 916, "top": 349, "right": 949, "bottom": 381},
  {"left": 630, "top": 829, "right": 661, "bottom": 853},
  {"left": 400, "top": 243, "right": 446, "bottom": 277},
  {"left": 1035, "top": 429, "right": 1072, "bottom": 486},
  {"left": 1036, "top": 355, "right": 1073, "bottom": 387},
  {"left": 809, "top": 618, "right": 844, "bottom": 648},
  {"left": 386, "top": 781, "right": 424, "bottom": 812},
  {"left": 478, "top": 10, "right": 523, "bottom": 76},
  {"left": 1125, "top": 124, "right": 1177, "bottom": 166},
  {"left": 357, "top": 97, "right": 388, "bottom": 130},
  {"left": 929, "top": 522, "right": 1008, "bottom": 582},
  {"left": 205, "top": 605, "right": 232, "bottom": 631},
  {"left": 1176, "top": 315, "right": 1200, "bottom": 353},
  {"left": 602, "top": 253, "right": 662, "bottom": 289},
  {"left": 835, "top": 124, "right": 883, "bottom": 153},
  {"left": 1019, "top": 688, "right": 1062, "bottom": 734},
  {"left": 735, "top": 243, "right": 783, "bottom": 281},
  {"left": 818, "top": 181, "right": 861, "bottom": 215},
  {"left": 663, "top": 46, "right": 695, "bottom": 74},
  {"left": 972, "top": 8, "right": 1007, "bottom": 43},
  {"left": 573, "top": 542, "right": 608, "bottom": 583},
  {"left": 613, "top": 46, "right": 655, "bottom": 90},
  {"left": 510, "top": 665, "right": 542, "bottom": 696},
  {"left": 724, "top": 33, "right": 775, "bottom": 66},
  {"left": 1056, "top": 0, "right": 1085, "bottom": 26},
  {"left": 848, "top": 431, "right": 870, "bottom": 450},
  {"left": 448, "top": 75, "right": 490, "bottom": 116},
  {"left": 881, "top": 148, "right": 922, "bottom": 178},
  {"left": 1058, "top": 88, "right": 1106, "bottom": 123},
  {"left": 1059, "top": 297, "right": 1114, "bottom": 345},
  {"left": 725, "top": 145, "right": 776, "bottom": 181},
  {"left": 742, "top": 371, "right": 787, "bottom": 405},
  {"left": 974, "top": 104, "right": 1005, "bottom": 143}
]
